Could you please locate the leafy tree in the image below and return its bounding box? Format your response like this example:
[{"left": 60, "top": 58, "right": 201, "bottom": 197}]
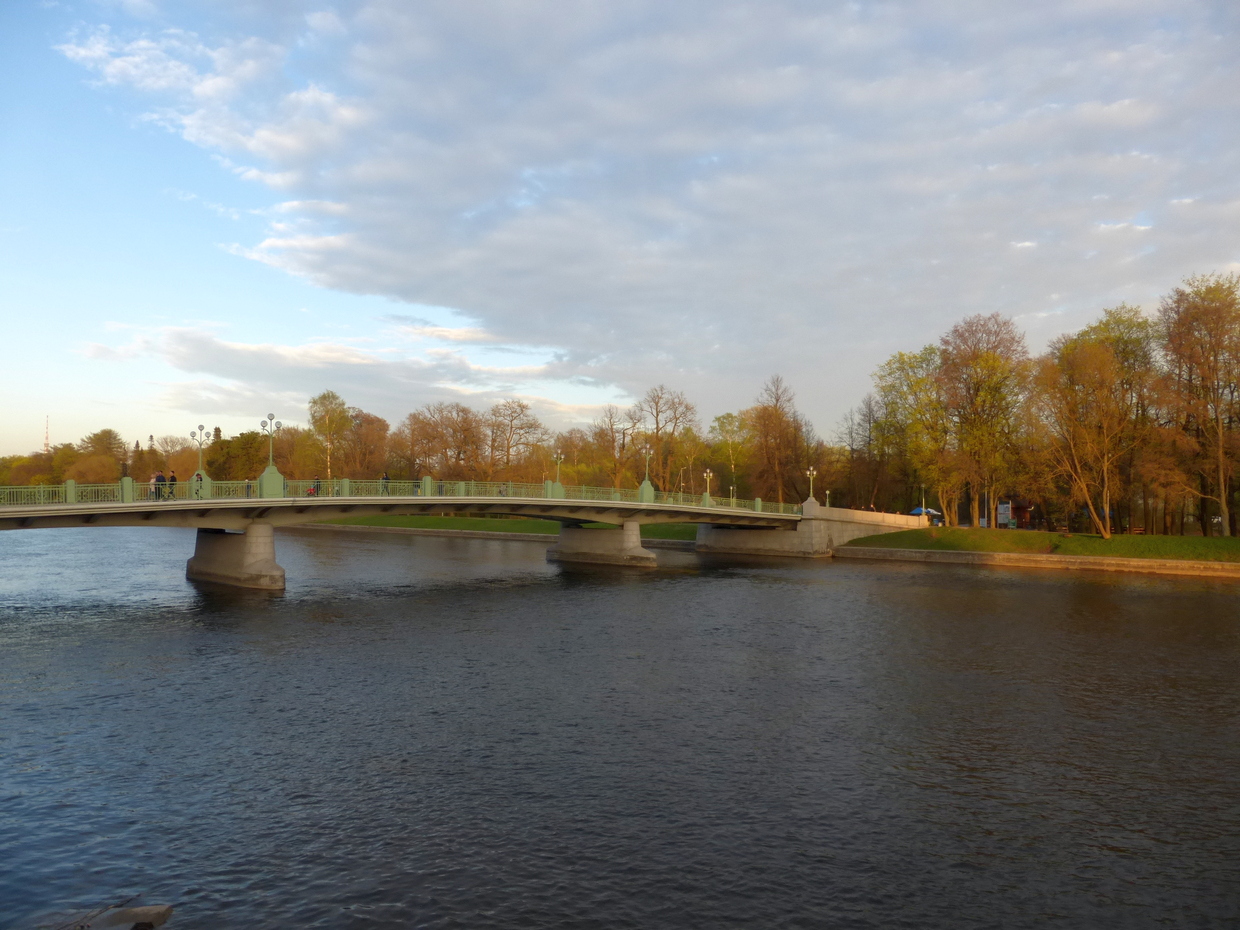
[
  {"left": 1034, "top": 338, "right": 1136, "bottom": 538},
  {"left": 939, "top": 314, "right": 1029, "bottom": 527},
  {"left": 873, "top": 346, "right": 966, "bottom": 523},
  {"left": 1158, "top": 273, "right": 1240, "bottom": 536},
  {"left": 308, "top": 390, "right": 351, "bottom": 480},
  {"left": 77, "top": 429, "right": 127, "bottom": 460}
]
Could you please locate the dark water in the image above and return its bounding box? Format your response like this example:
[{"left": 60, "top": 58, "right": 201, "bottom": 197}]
[{"left": 1, "top": 527, "right": 1238, "bottom": 929}]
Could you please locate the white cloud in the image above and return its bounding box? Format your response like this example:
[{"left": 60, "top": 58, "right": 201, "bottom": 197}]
[{"left": 57, "top": 1, "right": 1240, "bottom": 428}]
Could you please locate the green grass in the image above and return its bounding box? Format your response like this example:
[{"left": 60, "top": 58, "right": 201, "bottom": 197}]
[
  {"left": 323, "top": 514, "right": 699, "bottom": 540},
  {"left": 845, "top": 527, "right": 1240, "bottom": 562}
]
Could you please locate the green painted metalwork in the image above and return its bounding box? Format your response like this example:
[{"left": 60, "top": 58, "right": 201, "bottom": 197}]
[
  {"left": 257, "top": 464, "right": 284, "bottom": 499},
  {"left": 0, "top": 478, "right": 802, "bottom": 515}
]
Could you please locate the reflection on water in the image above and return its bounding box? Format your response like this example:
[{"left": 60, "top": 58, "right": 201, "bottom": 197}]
[{"left": 1, "top": 527, "right": 1238, "bottom": 929}]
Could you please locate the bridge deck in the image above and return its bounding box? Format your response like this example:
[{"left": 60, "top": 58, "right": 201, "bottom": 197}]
[{"left": 0, "top": 495, "right": 801, "bottom": 532}]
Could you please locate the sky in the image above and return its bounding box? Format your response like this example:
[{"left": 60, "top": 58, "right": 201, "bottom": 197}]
[{"left": 2, "top": 0, "right": 1239, "bottom": 457}]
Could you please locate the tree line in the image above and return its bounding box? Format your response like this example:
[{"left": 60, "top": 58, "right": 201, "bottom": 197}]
[
  {"left": 846, "top": 272, "right": 1240, "bottom": 537},
  {"left": 0, "top": 379, "right": 827, "bottom": 505},
  {"left": 6, "top": 271, "right": 1238, "bottom": 535}
]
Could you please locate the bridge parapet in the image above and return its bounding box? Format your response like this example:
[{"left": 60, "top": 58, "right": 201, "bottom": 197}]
[{"left": 0, "top": 479, "right": 801, "bottom": 516}]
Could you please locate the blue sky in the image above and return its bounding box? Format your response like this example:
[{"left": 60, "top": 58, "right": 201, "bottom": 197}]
[{"left": 3, "top": 0, "right": 1239, "bottom": 456}]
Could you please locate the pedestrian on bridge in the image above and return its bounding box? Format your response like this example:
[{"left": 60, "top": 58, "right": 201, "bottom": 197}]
[
  {"left": 155, "top": 471, "right": 166, "bottom": 500},
  {"left": 148, "top": 473, "right": 157, "bottom": 500},
  {"left": 168, "top": 471, "right": 178, "bottom": 500},
  {"left": 381, "top": 472, "right": 390, "bottom": 495}
]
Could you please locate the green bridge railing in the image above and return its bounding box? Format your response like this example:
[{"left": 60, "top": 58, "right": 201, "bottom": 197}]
[{"left": 0, "top": 477, "right": 802, "bottom": 516}]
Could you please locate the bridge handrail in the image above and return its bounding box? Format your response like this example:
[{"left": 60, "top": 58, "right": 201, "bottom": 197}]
[{"left": 0, "top": 478, "right": 802, "bottom": 516}]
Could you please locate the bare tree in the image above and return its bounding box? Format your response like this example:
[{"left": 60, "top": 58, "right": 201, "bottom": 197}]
[
  {"left": 636, "top": 385, "right": 698, "bottom": 490},
  {"left": 747, "top": 376, "right": 814, "bottom": 504},
  {"left": 591, "top": 404, "right": 644, "bottom": 488},
  {"left": 487, "top": 399, "right": 548, "bottom": 479}
]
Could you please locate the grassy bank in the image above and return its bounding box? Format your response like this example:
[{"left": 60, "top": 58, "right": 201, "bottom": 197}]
[
  {"left": 322, "top": 514, "right": 699, "bottom": 540},
  {"left": 845, "top": 527, "right": 1240, "bottom": 562}
]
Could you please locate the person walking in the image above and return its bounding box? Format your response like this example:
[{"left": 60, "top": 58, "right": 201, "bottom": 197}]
[
  {"left": 381, "top": 472, "right": 390, "bottom": 495},
  {"left": 167, "top": 471, "right": 178, "bottom": 500},
  {"left": 311, "top": 475, "right": 321, "bottom": 497},
  {"left": 154, "top": 470, "right": 167, "bottom": 500},
  {"left": 193, "top": 472, "right": 204, "bottom": 500},
  {"left": 148, "top": 473, "right": 157, "bottom": 500}
]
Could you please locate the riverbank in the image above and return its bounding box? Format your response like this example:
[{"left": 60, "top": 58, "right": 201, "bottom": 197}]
[
  {"left": 305, "top": 514, "right": 698, "bottom": 549},
  {"left": 319, "top": 514, "right": 700, "bottom": 540},
  {"left": 844, "top": 526, "right": 1240, "bottom": 561},
  {"left": 839, "top": 526, "right": 1240, "bottom": 578}
]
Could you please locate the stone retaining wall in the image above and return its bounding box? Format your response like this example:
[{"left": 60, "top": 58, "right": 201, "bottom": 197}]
[{"left": 834, "top": 545, "right": 1240, "bottom": 579}]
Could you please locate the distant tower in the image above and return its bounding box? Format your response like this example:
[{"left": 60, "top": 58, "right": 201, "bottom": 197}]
[{"left": 43, "top": 416, "right": 49, "bottom": 454}]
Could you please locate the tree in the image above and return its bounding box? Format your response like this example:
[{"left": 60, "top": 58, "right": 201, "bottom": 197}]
[
  {"left": 78, "top": 429, "right": 127, "bottom": 460},
  {"left": 342, "top": 408, "right": 390, "bottom": 478},
  {"left": 487, "top": 399, "right": 547, "bottom": 479},
  {"left": 1071, "top": 306, "right": 1158, "bottom": 532},
  {"left": 308, "top": 390, "right": 351, "bottom": 480},
  {"left": 709, "top": 413, "right": 749, "bottom": 500},
  {"left": 938, "top": 314, "right": 1029, "bottom": 527},
  {"left": 154, "top": 435, "right": 191, "bottom": 457},
  {"left": 398, "top": 402, "right": 486, "bottom": 479},
  {"left": 1034, "top": 338, "right": 1135, "bottom": 538},
  {"left": 205, "top": 432, "right": 269, "bottom": 481},
  {"left": 591, "top": 404, "right": 643, "bottom": 489},
  {"left": 873, "top": 346, "right": 966, "bottom": 523},
  {"left": 746, "top": 376, "right": 816, "bottom": 503},
  {"left": 65, "top": 455, "right": 121, "bottom": 483},
  {"left": 636, "top": 385, "right": 698, "bottom": 490},
  {"left": 1158, "top": 273, "right": 1240, "bottom": 536}
]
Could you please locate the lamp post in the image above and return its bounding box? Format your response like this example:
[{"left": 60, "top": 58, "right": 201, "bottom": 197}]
[
  {"left": 806, "top": 466, "right": 817, "bottom": 500},
  {"left": 637, "top": 444, "right": 655, "bottom": 503},
  {"left": 704, "top": 468, "right": 713, "bottom": 497},
  {"left": 260, "top": 414, "right": 282, "bottom": 466},
  {"left": 921, "top": 484, "right": 926, "bottom": 511},
  {"left": 553, "top": 450, "right": 564, "bottom": 485},
  {"left": 730, "top": 484, "right": 736, "bottom": 507},
  {"left": 189, "top": 424, "right": 207, "bottom": 475}
]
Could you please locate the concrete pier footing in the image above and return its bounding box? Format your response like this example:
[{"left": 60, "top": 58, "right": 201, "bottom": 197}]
[
  {"left": 695, "top": 499, "right": 925, "bottom": 558},
  {"left": 185, "top": 523, "right": 286, "bottom": 590},
  {"left": 547, "top": 520, "right": 657, "bottom": 567}
]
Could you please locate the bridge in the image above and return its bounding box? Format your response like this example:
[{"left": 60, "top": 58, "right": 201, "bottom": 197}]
[{"left": 0, "top": 474, "right": 923, "bottom": 590}]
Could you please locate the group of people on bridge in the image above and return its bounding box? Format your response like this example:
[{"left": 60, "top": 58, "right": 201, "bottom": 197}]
[{"left": 147, "top": 470, "right": 177, "bottom": 500}]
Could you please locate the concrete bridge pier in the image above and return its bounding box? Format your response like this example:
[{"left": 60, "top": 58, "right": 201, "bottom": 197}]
[
  {"left": 694, "top": 499, "right": 925, "bottom": 558},
  {"left": 186, "top": 523, "right": 286, "bottom": 590},
  {"left": 695, "top": 501, "right": 832, "bottom": 558},
  {"left": 547, "top": 520, "right": 657, "bottom": 567}
]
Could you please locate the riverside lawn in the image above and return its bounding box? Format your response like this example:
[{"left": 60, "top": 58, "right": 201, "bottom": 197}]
[
  {"left": 323, "top": 514, "right": 700, "bottom": 540},
  {"left": 845, "top": 527, "right": 1240, "bottom": 562}
]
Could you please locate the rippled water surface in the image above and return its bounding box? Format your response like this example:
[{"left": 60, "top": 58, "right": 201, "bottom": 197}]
[{"left": 2, "top": 526, "right": 1238, "bottom": 929}]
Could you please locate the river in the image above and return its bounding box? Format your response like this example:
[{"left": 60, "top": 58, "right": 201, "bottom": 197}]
[{"left": 1, "top": 526, "right": 1237, "bottom": 928}]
